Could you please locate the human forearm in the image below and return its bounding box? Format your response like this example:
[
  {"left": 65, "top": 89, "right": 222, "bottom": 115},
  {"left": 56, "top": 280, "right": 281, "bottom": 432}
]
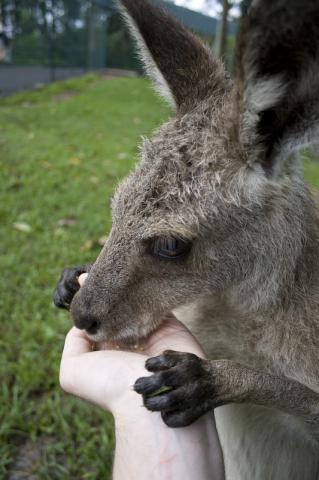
[{"left": 113, "top": 411, "right": 224, "bottom": 480}]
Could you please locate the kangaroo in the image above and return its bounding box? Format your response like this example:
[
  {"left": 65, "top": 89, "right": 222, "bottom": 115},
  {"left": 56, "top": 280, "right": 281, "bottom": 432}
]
[{"left": 54, "top": 0, "right": 319, "bottom": 478}]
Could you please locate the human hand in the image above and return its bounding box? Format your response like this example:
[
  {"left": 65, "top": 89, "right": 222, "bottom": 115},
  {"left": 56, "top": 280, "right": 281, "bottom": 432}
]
[{"left": 60, "top": 274, "right": 207, "bottom": 423}]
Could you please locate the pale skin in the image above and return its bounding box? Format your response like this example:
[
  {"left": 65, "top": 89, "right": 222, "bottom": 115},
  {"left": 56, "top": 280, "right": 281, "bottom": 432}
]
[{"left": 60, "top": 274, "right": 225, "bottom": 480}]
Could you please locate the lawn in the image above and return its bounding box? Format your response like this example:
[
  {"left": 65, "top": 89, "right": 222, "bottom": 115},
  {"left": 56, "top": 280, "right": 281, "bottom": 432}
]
[
  {"left": 0, "top": 74, "right": 318, "bottom": 479},
  {"left": 0, "top": 74, "right": 170, "bottom": 479}
]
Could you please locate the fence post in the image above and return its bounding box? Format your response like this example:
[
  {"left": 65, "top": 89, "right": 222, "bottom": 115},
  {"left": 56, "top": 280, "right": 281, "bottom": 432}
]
[
  {"left": 87, "top": 1, "right": 93, "bottom": 70},
  {"left": 48, "top": 0, "right": 56, "bottom": 82}
]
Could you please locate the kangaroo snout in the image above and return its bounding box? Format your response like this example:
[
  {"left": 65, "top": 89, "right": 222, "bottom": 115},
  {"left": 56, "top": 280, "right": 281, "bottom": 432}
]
[
  {"left": 70, "top": 295, "right": 101, "bottom": 335},
  {"left": 73, "top": 311, "right": 101, "bottom": 334},
  {"left": 70, "top": 273, "right": 101, "bottom": 334},
  {"left": 68, "top": 266, "right": 136, "bottom": 343}
]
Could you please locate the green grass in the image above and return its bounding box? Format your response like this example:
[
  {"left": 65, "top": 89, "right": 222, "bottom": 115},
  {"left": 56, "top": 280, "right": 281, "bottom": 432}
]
[
  {"left": 1, "top": 74, "right": 319, "bottom": 479},
  {"left": 303, "top": 153, "right": 319, "bottom": 188},
  {"left": 0, "top": 74, "right": 170, "bottom": 479}
]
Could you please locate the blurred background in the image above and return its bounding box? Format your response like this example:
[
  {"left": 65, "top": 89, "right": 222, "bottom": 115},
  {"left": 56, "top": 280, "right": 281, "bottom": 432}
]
[
  {"left": 1, "top": 1, "right": 318, "bottom": 479},
  {"left": 0, "top": 0, "right": 246, "bottom": 96}
]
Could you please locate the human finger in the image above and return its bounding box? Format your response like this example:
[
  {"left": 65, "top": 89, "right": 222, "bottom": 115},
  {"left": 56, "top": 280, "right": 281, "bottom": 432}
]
[
  {"left": 61, "top": 326, "right": 93, "bottom": 358},
  {"left": 78, "top": 273, "right": 88, "bottom": 287}
]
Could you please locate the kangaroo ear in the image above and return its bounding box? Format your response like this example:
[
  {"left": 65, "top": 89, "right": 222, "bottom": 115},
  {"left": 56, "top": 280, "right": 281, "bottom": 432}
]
[
  {"left": 118, "top": 0, "right": 228, "bottom": 110},
  {"left": 237, "top": 0, "right": 319, "bottom": 175}
]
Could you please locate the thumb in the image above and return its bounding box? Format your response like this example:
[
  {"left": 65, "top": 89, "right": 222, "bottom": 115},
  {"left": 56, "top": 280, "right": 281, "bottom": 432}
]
[
  {"left": 78, "top": 273, "right": 88, "bottom": 287},
  {"left": 62, "top": 327, "right": 92, "bottom": 358}
]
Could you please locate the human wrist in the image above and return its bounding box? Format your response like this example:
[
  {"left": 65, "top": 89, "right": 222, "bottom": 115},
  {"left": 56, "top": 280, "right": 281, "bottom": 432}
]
[{"left": 113, "top": 410, "right": 224, "bottom": 480}]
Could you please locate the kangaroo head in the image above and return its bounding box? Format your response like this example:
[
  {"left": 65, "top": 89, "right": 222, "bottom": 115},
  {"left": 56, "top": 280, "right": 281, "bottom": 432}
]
[{"left": 71, "top": 0, "right": 319, "bottom": 344}]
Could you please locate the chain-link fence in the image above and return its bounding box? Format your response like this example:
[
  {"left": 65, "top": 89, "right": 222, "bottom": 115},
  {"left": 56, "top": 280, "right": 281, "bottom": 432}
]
[
  {"left": 0, "top": 1, "right": 141, "bottom": 72},
  {"left": 0, "top": 1, "right": 235, "bottom": 95},
  {"left": 0, "top": 0, "right": 144, "bottom": 94}
]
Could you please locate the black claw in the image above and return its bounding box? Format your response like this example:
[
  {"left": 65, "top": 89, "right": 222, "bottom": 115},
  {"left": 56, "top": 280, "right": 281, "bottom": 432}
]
[
  {"left": 53, "top": 291, "right": 70, "bottom": 309},
  {"left": 145, "top": 353, "right": 177, "bottom": 372},
  {"left": 145, "top": 357, "right": 165, "bottom": 372},
  {"left": 53, "top": 265, "right": 88, "bottom": 310},
  {"left": 161, "top": 410, "right": 187, "bottom": 428},
  {"left": 143, "top": 390, "right": 183, "bottom": 412},
  {"left": 134, "top": 375, "right": 163, "bottom": 395},
  {"left": 161, "top": 409, "right": 199, "bottom": 428},
  {"left": 144, "top": 395, "right": 167, "bottom": 412}
]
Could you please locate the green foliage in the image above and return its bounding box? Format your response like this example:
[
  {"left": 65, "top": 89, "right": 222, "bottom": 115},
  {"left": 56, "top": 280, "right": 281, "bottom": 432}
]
[
  {"left": 302, "top": 150, "right": 319, "bottom": 188},
  {"left": 2, "top": 1, "right": 218, "bottom": 70},
  {"left": 3, "top": 1, "right": 93, "bottom": 67},
  {"left": 107, "top": 13, "right": 143, "bottom": 72},
  {"left": 0, "top": 74, "right": 170, "bottom": 478},
  {"left": 2, "top": 1, "right": 142, "bottom": 70}
]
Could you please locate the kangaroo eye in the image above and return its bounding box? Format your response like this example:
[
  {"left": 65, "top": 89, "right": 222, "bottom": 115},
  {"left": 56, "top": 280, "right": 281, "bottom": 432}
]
[{"left": 151, "top": 238, "right": 192, "bottom": 259}]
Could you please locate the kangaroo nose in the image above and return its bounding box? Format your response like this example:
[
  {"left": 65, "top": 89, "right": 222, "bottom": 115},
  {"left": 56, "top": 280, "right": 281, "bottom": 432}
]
[{"left": 74, "top": 313, "right": 101, "bottom": 334}]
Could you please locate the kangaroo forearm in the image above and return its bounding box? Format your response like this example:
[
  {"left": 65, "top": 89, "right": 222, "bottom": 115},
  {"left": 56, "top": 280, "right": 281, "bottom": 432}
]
[
  {"left": 209, "top": 361, "right": 319, "bottom": 423},
  {"left": 135, "top": 352, "right": 319, "bottom": 428}
]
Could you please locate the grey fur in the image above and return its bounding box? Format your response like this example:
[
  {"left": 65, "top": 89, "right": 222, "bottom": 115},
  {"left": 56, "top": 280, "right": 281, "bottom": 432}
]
[{"left": 60, "top": 0, "right": 319, "bottom": 477}]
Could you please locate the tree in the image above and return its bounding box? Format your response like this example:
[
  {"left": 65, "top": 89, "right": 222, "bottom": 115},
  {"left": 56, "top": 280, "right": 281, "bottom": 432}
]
[
  {"left": 174, "top": 0, "right": 243, "bottom": 59},
  {"left": 214, "top": 0, "right": 231, "bottom": 58},
  {"left": 212, "top": 0, "right": 245, "bottom": 59}
]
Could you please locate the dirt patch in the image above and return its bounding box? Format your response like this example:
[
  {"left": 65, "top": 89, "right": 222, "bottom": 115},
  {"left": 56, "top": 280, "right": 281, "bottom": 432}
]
[
  {"left": 52, "top": 90, "right": 77, "bottom": 102},
  {"left": 51, "top": 70, "right": 137, "bottom": 102},
  {"left": 7, "top": 436, "right": 66, "bottom": 480},
  {"left": 99, "top": 68, "right": 137, "bottom": 79}
]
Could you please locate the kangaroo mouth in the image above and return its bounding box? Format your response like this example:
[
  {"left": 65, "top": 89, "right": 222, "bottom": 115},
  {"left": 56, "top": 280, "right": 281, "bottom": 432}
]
[
  {"left": 87, "top": 328, "right": 151, "bottom": 351},
  {"left": 86, "top": 312, "right": 172, "bottom": 350}
]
